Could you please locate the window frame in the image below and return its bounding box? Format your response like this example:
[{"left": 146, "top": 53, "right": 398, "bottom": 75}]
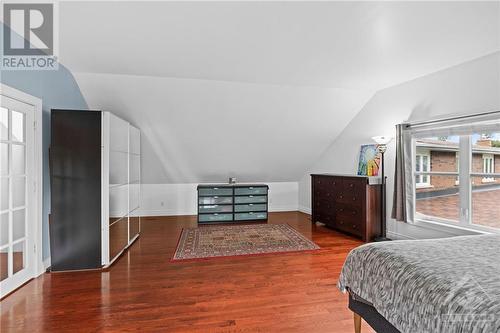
[{"left": 411, "top": 134, "right": 500, "bottom": 234}]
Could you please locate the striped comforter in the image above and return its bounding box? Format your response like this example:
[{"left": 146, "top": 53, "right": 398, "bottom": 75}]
[{"left": 338, "top": 235, "right": 500, "bottom": 333}]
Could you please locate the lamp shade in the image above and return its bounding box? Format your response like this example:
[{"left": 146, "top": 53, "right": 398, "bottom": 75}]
[{"left": 371, "top": 136, "right": 392, "bottom": 145}]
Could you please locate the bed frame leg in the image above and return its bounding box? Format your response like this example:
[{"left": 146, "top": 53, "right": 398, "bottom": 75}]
[{"left": 354, "top": 312, "right": 361, "bottom": 333}]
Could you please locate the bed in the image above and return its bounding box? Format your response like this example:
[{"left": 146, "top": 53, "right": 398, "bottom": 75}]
[{"left": 338, "top": 234, "right": 500, "bottom": 333}]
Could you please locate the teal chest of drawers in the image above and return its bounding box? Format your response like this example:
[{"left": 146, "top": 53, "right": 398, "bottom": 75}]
[{"left": 197, "top": 184, "right": 269, "bottom": 223}]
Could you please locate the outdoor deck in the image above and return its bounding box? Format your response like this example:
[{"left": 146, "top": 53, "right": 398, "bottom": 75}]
[{"left": 416, "top": 187, "right": 500, "bottom": 229}]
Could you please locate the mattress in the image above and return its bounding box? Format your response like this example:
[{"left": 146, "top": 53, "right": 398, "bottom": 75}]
[{"left": 338, "top": 234, "right": 500, "bottom": 333}]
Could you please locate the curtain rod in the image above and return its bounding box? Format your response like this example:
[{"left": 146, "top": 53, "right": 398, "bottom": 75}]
[{"left": 405, "top": 110, "right": 500, "bottom": 128}]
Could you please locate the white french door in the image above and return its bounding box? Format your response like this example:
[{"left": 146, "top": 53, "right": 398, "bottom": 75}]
[{"left": 0, "top": 94, "right": 36, "bottom": 298}]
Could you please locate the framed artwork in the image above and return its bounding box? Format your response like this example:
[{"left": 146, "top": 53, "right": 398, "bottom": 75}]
[{"left": 357, "top": 144, "right": 380, "bottom": 176}]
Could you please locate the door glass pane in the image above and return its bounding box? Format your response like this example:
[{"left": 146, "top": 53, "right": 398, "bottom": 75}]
[
  {"left": 12, "top": 144, "right": 25, "bottom": 175},
  {"left": 0, "top": 107, "right": 8, "bottom": 141},
  {"left": 130, "top": 154, "right": 140, "bottom": 183},
  {"left": 0, "top": 213, "right": 8, "bottom": 246},
  {"left": 109, "top": 151, "right": 128, "bottom": 185},
  {"left": 1, "top": 178, "right": 8, "bottom": 211},
  {"left": 472, "top": 176, "right": 500, "bottom": 229},
  {"left": 109, "top": 184, "right": 128, "bottom": 220},
  {"left": 416, "top": 175, "right": 460, "bottom": 222},
  {"left": 12, "top": 241, "right": 25, "bottom": 274},
  {"left": 0, "top": 143, "right": 8, "bottom": 176},
  {"left": 13, "top": 209, "right": 25, "bottom": 241},
  {"left": 0, "top": 247, "right": 8, "bottom": 281},
  {"left": 11, "top": 111, "right": 24, "bottom": 143},
  {"left": 12, "top": 176, "right": 25, "bottom": 208}
]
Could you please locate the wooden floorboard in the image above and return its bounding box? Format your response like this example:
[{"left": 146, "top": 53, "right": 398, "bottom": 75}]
[{"left": 0, "top": 212, "right": 375, "bottom": 333}]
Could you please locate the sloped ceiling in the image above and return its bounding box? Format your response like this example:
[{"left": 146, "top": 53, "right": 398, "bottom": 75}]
[
  {"left": 74, "top": 73, "right": 372, "bottom": 183},
  {"left": 59, "top": 1, "right": 500, "bottom": 183}
]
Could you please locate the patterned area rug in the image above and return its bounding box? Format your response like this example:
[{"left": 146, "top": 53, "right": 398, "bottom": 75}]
[{"left": 172, "top": 224, "right": 319, "bottom": 261}]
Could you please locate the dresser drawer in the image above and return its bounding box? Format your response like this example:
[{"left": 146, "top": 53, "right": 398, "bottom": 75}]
[
  {"left": 235, "top": 203, "right": 267, "bottom": 212},
  {"left": 234, "top": 195, "right": 267, "bottom": 204},
  {"left": 235, "top": 212, "right": 267, "bottom": 220},
  {"left": 335, "top": 216, "right": 363, "bottom": 236},
  {"left": 336, "top": 191, "right": 364, "bottom": 205},
  {"left": 342, "top": 178, "right": 365, "bottom": 192},
  {"left": 314, "top": 199, "right": 334, "bottom": 211},
  {"left": 335, "top": 204, "right": 362, "bottom": 219},
  {"left": 198, "top": 205, "right": 233, "bottom": 213},
  {"left": 198, "top": 187, "right": 233, "bottom": 196},
  {"left": 199, "top": 196, "right": 233, "bottom": 205},
  {"left": 199, "top": 213, "right": 233, "bottom": 223},
  {"left": 314, "top": 175, "right": 341, "bottom": 186},
  {"left": 235, "top": 186, "right": 268, "bottom": 195}
]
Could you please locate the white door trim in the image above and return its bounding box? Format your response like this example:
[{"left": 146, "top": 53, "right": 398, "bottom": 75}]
[{"left": 0, "top": 84, "right": 44, "bottom": 282}]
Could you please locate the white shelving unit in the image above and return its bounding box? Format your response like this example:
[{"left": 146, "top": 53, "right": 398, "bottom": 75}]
[{"left": 102, "top": 112, "right": 141, "bottom": 266}]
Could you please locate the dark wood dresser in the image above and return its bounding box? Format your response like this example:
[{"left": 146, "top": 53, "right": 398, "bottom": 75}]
[{"left": 311, "top": 174, "right": 382, "bottom": 242}]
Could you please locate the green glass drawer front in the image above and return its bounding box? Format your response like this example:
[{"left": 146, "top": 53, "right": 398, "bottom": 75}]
[
  {"left": 199, "top": 196, "right": 233, "bottom": 205},
  {"left": 199, "top": 213, "right": 233, "bottom": 222},
  {"left": 234, "top": 203, "right": 267, "bottom": 212},
  {"left": 199, "top": 205, "right": 233, "bottom": 213},
  {"left": 198, "top": 188, "right": 233, "bottom": 196},
  {"left": 234, "top": 195, "right": 267, "bottom": 204},
  {"left": 235, "top": 212, "right": 267, "bottom": 220},
  {"left": 234, "top": 187, "right": 268, "bottom": 196}
]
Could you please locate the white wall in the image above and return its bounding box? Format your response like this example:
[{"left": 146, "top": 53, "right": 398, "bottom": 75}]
[
  {"left": 75, "top": 72, "right": 373, "bottom": 185},
  {"left": 139, "top": 182, "right": 298, "bottom": 216},
  {"left": 299, "top": 52, "right": 500, "bottom": 239}
]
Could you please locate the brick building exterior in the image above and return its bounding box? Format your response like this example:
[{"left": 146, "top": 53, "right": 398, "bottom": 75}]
[{"left": 416, "top": 138, "right": 500, "bottom": 192}]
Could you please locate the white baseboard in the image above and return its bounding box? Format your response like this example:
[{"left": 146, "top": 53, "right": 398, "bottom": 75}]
[
  {"left": 133, "top": 209, "right": 194, "bottom": 217},
  {"left": 136, "top": 206, "right": 299, "bottom": 217},
  {"left": 298, "top": 205, "right": 311, "bottom": 215},
  {"left": 43, "top": 257, "right": 51, "bottom": 271},
  {"left": 269, "top": 205, "right": 299, "bottom": 212},
  {"left": 387, "top": 231, "right": 416, "bottom": 240}
]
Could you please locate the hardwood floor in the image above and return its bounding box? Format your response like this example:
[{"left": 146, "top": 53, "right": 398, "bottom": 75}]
[{"left": 0, "top": 212, "right": 375, "bottom": 333}]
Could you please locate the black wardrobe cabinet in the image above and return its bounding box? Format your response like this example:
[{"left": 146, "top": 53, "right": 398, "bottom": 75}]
[{"left": 49, "top": 110, "right": 141, "bottom": 271}]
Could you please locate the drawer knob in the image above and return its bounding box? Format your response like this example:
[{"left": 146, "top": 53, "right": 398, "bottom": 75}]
[
  {"left": 249, "top": 187, "right": 254, "bottom": 189},
  {"left": 214, "top": 187, "right": 218, "bottom": 190},
  {"left": 214, "top": 196, "right": 218, "bottom": 198},
  {"left": 340, "top": 195, "right": 343, "bottom": 199},
  {"left": 339, "top": 220, "right": 344, "bottom": 225},
  {"left": 352, "top": 224, "right": 357, "bottom": 229},
  {"left": 350, "top": 184, "right": 354, "bottom": 187},
  {"left": 249, "top": 204, "right": 253, "bottom": 206},
  {"left": 249, "top": 195, "right": 254, "bottom": 198},
  {"left": 352, "top": 197, "right": 356, "bottom": 201},
  {"left": 339, "top": 208, "right": 344, "bottom": 212}
]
